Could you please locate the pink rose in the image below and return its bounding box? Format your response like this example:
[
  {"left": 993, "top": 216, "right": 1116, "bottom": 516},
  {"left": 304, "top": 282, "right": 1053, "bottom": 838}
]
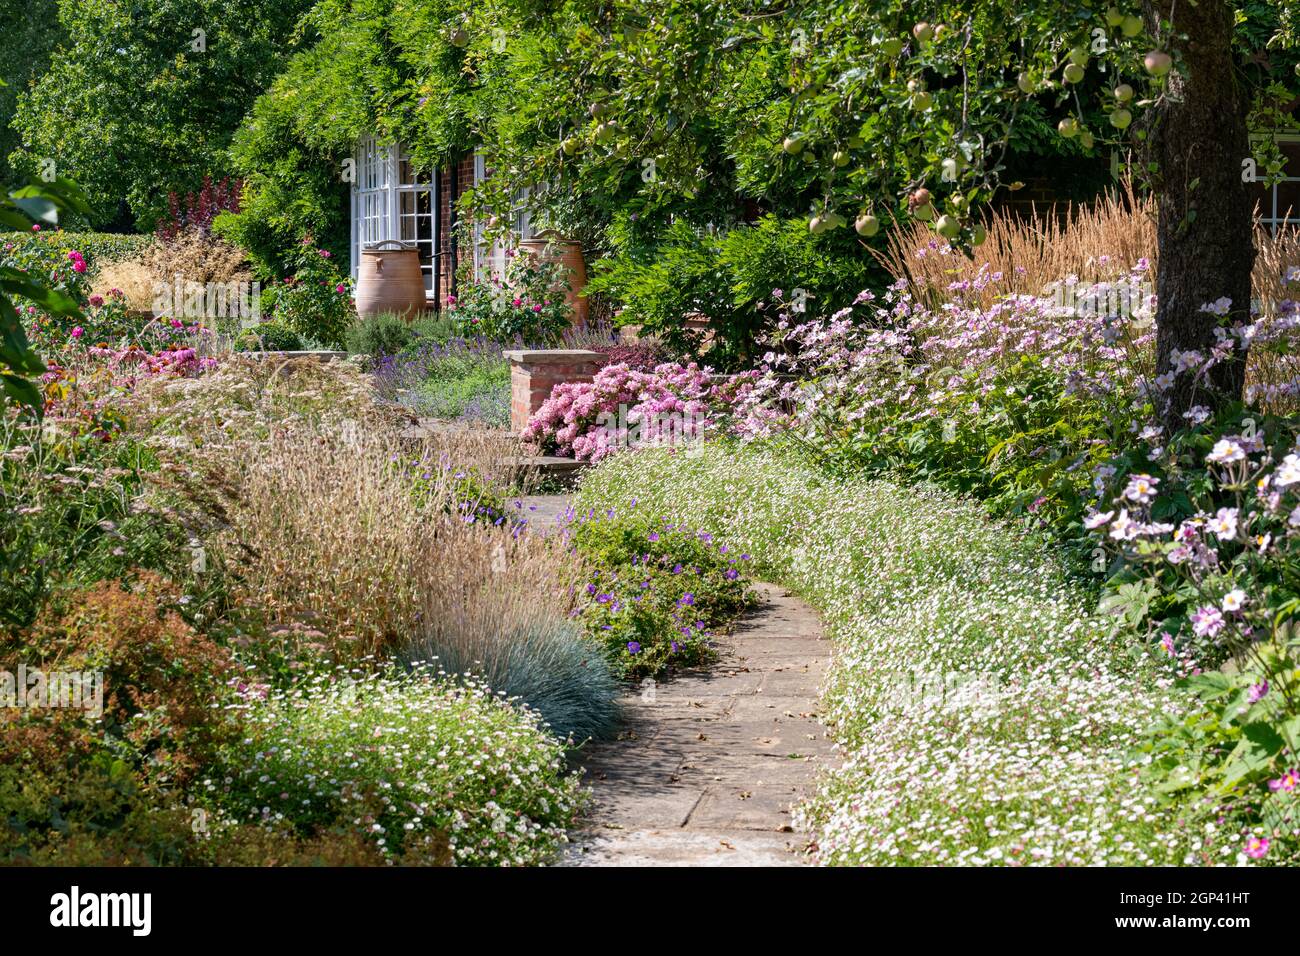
[{"left": 70, "top": 326, "right": 84, "bottom": 339}]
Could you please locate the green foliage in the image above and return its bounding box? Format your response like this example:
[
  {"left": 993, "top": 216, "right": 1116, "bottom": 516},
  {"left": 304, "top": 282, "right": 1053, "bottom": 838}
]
[
  {"left": 571, "top": 510, "right": 755, "bottom": 679},
  {"left": 0, "top": 180, "right": 92, "bottom": 413},
  {"left": 448, "top": 254, "right": 573, "bottom": 342},
  {"left": 266, "top": 240, "right": 354, "bottom": 348},
  {"left": 218, "top": 0, "right": 479, "bottom": 275},
  {"left": 344, "top": 312, "right": 415, "bottom": 358},
  {"left": 9, "top": 0, "right": 315, "bottom": 230},
  {"left": 482, "top": 0, "right": 1295, "bottom": 254},
  {"left": 2, "top": 230, "right": 156, "bottom": 358},
  {"left": 0, "top": 433, "right": 200, "bottom": 632},
  {"left": 1, "top": 231, "right": 152, "bottom": 283},
  {"left": 588, "top": 215, "right": 876, "bottom": 366},
  {"left": 373, "top": 333, "right": 513, "bottom": 425},
  {"left": 1138, "top": 656, "right": 1300, "bottom": 864},
  {"left": 233, "top": 321, "right": 304, "bottom": 352},
  {"left": 818, "top": 354, "right": 1117, "bottom": 537},
  {"left": 0, "top": 0, "right": 66, "bottom": 188},
  {"left": 410, "top": 360, "right": 510, "bottom": 425}
]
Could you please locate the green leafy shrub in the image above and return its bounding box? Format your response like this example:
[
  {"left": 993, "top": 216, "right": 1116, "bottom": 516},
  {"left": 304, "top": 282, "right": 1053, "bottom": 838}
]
[
  {"left": 266, "top": 240, "right": 354, "bottom": 349},
  {"left": 213, "top": 664, "right": 583, "bottom": 865},
  {"left": 345, "top": 312, "right": 414, "bottom": 358},
  {"left": 233, "top": 321, "right": 304, "bottom": 352},
  {"left": 447, "top": 254, "right": 573, "bottom": 343},
  {"left": 9, "top": 0, "right": 315, "bottom": 231},
  {"left": 585, "top": 216, "right": 876, "bottom": 368}
]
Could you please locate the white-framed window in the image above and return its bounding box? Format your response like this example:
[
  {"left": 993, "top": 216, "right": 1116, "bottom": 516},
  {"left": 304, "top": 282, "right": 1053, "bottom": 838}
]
[
  {"left": 471, "top": 152, "right": 534, "bottom": 282},
  {"left": 1251, "top": 132, "right": 1300, "bottom": 236},
  {"left": 350, "top": 138, "right": 437, "bottom": 298}
]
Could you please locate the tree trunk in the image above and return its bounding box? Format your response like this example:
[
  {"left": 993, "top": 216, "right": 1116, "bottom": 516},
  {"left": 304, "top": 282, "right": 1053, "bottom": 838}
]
[{"left": 1141, "top": 0, "right": 1255, "bottom": 432}]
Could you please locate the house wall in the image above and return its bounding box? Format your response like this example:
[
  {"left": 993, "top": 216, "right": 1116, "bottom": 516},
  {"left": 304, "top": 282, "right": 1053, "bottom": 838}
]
[
  {"left": 435, "top": 155, "right": 477, "bottom": 305},
  {"left": 989, "top": 176, "right": 1073, "bottom": 222}
]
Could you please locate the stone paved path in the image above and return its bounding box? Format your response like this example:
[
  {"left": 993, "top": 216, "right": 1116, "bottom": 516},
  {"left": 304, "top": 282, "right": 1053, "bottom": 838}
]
[
  {"left": 561, "top": 582, "right": 835, "bottom": 867},
  {"left": 510, "top": 493, "right": 574, "bottom": 531}
]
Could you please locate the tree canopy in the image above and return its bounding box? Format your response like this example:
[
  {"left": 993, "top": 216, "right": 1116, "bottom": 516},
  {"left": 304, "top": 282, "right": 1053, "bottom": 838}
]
[{"left": 8, "top": 0, "right": 315, "bottom": 229}]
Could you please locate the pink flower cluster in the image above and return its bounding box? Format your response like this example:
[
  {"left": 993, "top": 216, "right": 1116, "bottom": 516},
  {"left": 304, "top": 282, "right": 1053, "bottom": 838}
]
[
  {"left": 523, "top": 361, "right": 753, "bottom": 462},
  {"left": 87, "top": 344, "right": 218, "bottom": 384},
  {"left": 736, "top": 264, "right": 1300, "bottom": 446}
]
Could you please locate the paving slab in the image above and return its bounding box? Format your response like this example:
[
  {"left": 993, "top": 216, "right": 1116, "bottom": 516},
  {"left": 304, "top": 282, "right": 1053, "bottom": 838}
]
[{"left": 562, "top": 581, "right": 836, "bottom": 866}]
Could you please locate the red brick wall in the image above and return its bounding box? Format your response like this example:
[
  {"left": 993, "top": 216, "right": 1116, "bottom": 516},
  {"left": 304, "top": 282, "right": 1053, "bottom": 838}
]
[
  {"left": 989, "top": 176, "right": 1073, "bottom": 223},
  {"left": 505, "top": 350, "right": 607, "bottom": 436},
  {"left": 435, "top": 156, "right": 477, "bottom": 306}
]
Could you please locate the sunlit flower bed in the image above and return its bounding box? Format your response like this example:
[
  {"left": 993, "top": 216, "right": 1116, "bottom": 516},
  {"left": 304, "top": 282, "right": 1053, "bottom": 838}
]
[
  {"left": 577, "top": 443, "right": 1257, "bottom": 866},
  {"left": 216, "top": 664, "right": 582, "bottom": 866}
]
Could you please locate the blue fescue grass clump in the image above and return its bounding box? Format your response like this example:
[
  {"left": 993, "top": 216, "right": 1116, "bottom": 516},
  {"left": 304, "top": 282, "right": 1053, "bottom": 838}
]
[{"left": 406, "top": 619, "right": 622, "bottom": 744}]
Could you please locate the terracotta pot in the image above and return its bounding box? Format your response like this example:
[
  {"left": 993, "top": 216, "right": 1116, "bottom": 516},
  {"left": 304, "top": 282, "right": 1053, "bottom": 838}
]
[
  {"left": 517, "top": 234, "right": 588, "bottom": 327},
  {"left": 355, "top": 240, "right": 425, "bottom": 321}
]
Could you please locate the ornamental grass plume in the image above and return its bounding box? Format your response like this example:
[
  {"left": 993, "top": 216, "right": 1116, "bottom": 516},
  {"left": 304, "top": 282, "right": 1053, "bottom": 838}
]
[
  {"left": 878, "top": 181, "right": 1156, "bottom": 311},
  {"left": 207, "top": 422, "right": 521, "bottom": 657},
  {"left": 880, "top": 179, "right": 1297, "bottom": 326},
  {"left": 141, "top": 358, "right": 621, "bottom": 739},
  {"left": 216, "top": 424, "right": 618, "bottom": 739}
]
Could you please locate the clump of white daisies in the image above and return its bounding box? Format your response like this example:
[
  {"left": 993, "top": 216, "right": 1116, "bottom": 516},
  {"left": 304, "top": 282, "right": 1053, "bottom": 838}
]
[
  {"left": 578, "top": 443, "right": 1237, "bottom": 865},
  {"left": 213, "top": 663, "right": 582, "bottom": 866}
]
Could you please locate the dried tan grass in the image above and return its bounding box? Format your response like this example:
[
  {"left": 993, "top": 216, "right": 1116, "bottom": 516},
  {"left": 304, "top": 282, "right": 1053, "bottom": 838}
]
[
  {"left": 90, "top": 258, "right": 159, "bottom": 310},
  {"left": 877, "top": 182, "right": 1154, "bottom": 310},
  {"left": 91, "top": 231, "right": 253, "bottom": 312},
  {"left": 877, "top": 185, "right": 1300, "bottom": 411},
  {"left": 878, "top": 182, "right": 1299, "bottom": 312},
  {"left": 130, "top": 356, "right": 561, "bottom": 661},
  {"left": 215, "top": 425, "right": 562, "bottom": 659}
]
